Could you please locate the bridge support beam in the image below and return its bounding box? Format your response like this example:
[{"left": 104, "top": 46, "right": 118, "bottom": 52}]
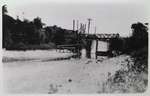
[{"left": 85, "top": 39, "right": 92, "bottom": 59}]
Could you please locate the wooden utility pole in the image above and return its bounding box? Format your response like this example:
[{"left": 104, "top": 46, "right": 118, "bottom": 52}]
[
  {"left": 96, "top": 40, "right": 98, "bottom": 59},
  {"left": 76, "top": 20, "right": 79, "bottom": 31},
  {"left": 80, "top": 23, "right": 82, "bottom": 33},
  {"left": 87, "top": 18, "right": 92, "bottom": 34},
  {"left": 73, "top": 20, "right": 75, "bottom": 31},
  {"left": 84, "top": 24, "right": 86, "bottom": 34}
]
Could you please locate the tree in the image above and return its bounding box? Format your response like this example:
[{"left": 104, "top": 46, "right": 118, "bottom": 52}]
[
  {"left": 33, "top": 17, "right": 43, "bottom": 29},
  {"left": 130, "top": 22, "right": 148, "bottom": 50},
  {"left": 109, "top": 38, "right": 124, "bottom": 54},
  {"left": 129, "top": 22, "right": 149, "bottom": 73},
  {"left": 2, "top": 5, "right": 16, "bottom": 49},
  {"left": 2, "top": 5, "right": 8, "bottom": 15},
  {"left": 52, "top": 27, "right": 65, "bottom": 45},
  {"left": 131, "top": 22, "right": 148, "bottom": 38}
]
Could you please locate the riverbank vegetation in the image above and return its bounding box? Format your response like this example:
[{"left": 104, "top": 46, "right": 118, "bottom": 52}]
[
  {"left": 2, "top": 5, "right": 79, "bottom": 50},
  {"left": 104, "top": 22, "right": 148, "bottom": 93}
]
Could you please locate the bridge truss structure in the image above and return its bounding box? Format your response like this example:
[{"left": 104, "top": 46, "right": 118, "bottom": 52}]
[{"left": 56, "top": 33, "right": 120, "bottom": 58}]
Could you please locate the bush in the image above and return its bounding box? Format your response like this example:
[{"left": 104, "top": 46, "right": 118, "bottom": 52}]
[
  {"left": 11, "top": 42, "right": 28, "bottom": 50},
  {"left": 130, "top": 47, "right": 148, "bottom": 73}
]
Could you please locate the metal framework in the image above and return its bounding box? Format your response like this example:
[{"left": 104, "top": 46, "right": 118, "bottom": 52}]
[{"left": 56, "top": 33, "right": 120, "bottom": 58}]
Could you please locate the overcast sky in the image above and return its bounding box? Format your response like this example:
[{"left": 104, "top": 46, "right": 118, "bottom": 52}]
[{"left": 2, "top": 0, "right": 150, "bottom": 37}]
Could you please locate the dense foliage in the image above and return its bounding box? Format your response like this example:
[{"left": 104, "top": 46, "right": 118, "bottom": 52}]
[
  {"left": 103, "top": 22, "right": 148, "bottom": 93},
  {"left": 109, "top": 22, "right": 148, "bottom": 72},
  {"left": 2, "top": 5, "right": 78, "bottom": 50}
]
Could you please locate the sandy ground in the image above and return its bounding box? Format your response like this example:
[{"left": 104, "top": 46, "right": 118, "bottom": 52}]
[{"left": 3, "top": 50, "right": 128, "bottom": 94}]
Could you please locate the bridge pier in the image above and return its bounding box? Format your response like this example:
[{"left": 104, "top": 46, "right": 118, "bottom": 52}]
[{"left": 85, "top": 39, "right": 92, "bottom": 59}]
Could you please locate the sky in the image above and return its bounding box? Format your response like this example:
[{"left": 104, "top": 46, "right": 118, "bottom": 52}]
[{"left": 1, "top": 0, "right": 150, "bottom": 37}]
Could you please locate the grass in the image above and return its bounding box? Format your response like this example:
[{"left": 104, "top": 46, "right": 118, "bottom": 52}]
[{"left": 100, "top": 51, "right": 148, "bottom": 93}]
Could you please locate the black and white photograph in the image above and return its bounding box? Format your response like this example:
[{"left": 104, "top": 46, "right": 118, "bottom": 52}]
[{"left": 1, "top": 0, "right": 149, "bottom": 95}]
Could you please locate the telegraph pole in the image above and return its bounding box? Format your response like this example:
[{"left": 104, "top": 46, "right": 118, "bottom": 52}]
[
  {"left": 73, "top": 20, "right": 75, "bottom": 31},
  {"left": 87, "top": 18, "right": 92, "bottom": 34},
  {"left": 84, "top": 24, "right": 86, "bottom": 33},
  {"left": 76, "top": 20, "right": 79, "bottom": 31}
]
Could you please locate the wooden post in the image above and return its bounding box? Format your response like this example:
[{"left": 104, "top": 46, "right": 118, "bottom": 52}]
[
  {"left": 73, "top": 20, "right": 75, "bottom": 31},
  {"left": 81, "top": 23, "right": 84, "bottom": 33},
  {"left": 84, "top": 24, "right": 86, "bottom": 34},
  {"left": 76, "top": 21, "right": 81, "bottom": 58},
  {"left": 85, "top": 38, "right": 92, "bottom": 59},
  {"left": 96, "top": 40, "right": 98, "bottom": 59},
  {"left": 80, "top": 23, "right": 82, "bottom": 33},
  {"left": 87, "top": 18, "right": 92, "bottom": 34},
  {"left": 77, "top": 20, "right": 79, "bottom": 31}
]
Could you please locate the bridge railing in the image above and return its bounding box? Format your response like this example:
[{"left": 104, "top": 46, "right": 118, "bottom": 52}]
[{"left": 56, "top": 44, "right": 81, "bottom": 53}]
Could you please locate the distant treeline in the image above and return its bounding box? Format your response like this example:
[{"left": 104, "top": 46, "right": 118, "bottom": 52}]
[{"left": 2, "top": 5, "right": 80, "bottom": 50}]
